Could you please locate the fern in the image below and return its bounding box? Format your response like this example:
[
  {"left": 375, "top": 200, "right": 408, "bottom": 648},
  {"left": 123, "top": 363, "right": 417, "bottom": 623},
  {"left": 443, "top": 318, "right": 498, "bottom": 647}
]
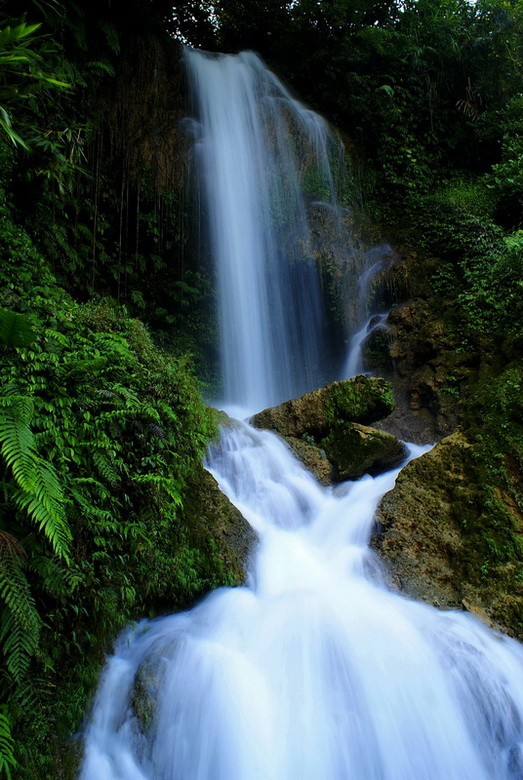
[
  {"left": 131, "top": 474, "right": 183, "bottom": 507},
  {"left": 0, "top": 610, "right": 40, "bottom": 685},
  {"left": 0, "top": 309, "right": 35, "bottom": 348},
  {"left": 0, "top": 390, "right": 71, "bottom": 559},
  {"left": 92, "top": 450, "right": 122, "bottom": 486},
  {"left": 0, "top": 535, "right": 41, "bottom": 686},
  {"left": 0, "top": 707, "right": 16, "bottom": 779}
]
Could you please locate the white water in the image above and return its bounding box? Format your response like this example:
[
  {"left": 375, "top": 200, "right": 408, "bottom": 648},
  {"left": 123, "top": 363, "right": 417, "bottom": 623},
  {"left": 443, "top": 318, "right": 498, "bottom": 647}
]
[
  {"left": 80, "top": 425, "right": 523, "bottom": 779},
  {"left": 79, "top": 51, "right": 523, "bottom": 779},
  {"left": 186, "top": 49, "right": 345, "bottom": 417},
  {"left": 344, "top": 312, "right": 388, "bottom": 379}
]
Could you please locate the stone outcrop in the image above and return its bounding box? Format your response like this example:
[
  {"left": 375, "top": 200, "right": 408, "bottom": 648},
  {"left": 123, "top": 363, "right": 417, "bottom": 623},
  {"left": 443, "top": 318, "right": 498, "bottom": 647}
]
[
  {"left": 251, "top": 376, "right": 394, "bottom": 435},
  {"left": 183, "top": 464, "right": 256, "bottom": 583},
  {"left": 360, "top": 299, "right": 473, "bottom": 442},
  {"left": 251, "top": 376, "right": 406, "bottom": 483},
  {"left": 321, "top": 422, "right": 407, "bottom": 480},
  {"left": 372, "top": 431, "right": 523, "bottom": 639}
]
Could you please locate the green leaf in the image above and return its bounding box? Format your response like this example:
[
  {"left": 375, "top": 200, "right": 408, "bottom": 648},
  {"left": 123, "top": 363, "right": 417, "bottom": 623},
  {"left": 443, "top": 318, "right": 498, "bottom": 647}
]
[
  {"left": 0, "top": 309, "right": 35, "bottom": 347},
  {"left": 0, "top": 707, "right": 16, "bottom": 778}
]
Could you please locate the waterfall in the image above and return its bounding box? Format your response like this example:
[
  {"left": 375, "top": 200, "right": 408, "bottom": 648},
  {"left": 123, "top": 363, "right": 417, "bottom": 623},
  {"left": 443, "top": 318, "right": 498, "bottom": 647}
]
[
  {"left": 79, "top": 50, "right": 523, "bottom": 780},
  {"left": 79, "top": 424, "right": 523, "bottom": 780},
  {"left": 186, "top": 49, "right": 345, "bottom": 417}
]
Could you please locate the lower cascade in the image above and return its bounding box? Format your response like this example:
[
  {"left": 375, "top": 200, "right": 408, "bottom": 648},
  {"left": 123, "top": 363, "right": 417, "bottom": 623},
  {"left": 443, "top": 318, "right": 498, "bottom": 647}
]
[
  {"left": 80, "top": 424, "right": 523, "bottom": 779},
  {"left": 78, "top": 49, "right": 523, "bottom": 779}
]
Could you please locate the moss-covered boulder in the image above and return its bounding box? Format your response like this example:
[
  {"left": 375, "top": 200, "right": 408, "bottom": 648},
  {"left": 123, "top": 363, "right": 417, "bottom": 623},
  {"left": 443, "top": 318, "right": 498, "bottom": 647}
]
[
  {"left": 322, "top": 422, "right": 407, "bottom": 480},
  {"left": 131, "top": 652, "right": 166, "bottom": 735},
  {"left": 283, "top": 436, "right": 333, "bottom": 485},
  {"left": 372, "top": 430, "right": 523, "bottom": 638},
  {"left": 182, "top": 464, "right": 256, "bottom": 585},
  {"left": 251, "top": 376, "right": 394, "bottom": 437},
  {"left": 251, "top": 376, "right": 405, "bottom": 483}
]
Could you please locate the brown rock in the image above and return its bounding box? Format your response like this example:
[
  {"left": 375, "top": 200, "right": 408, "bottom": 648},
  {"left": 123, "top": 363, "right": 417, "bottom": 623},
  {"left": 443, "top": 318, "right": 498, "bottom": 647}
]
[
  {"left": 250, "top": 375, "right": 395, "bottom": 437},
  {"left": 372, "top": 431, "right": 523, "bottom": 638}
]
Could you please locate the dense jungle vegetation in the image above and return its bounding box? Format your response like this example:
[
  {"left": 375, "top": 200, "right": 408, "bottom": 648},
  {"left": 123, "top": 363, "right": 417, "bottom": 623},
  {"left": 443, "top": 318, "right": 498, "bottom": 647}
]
[{"left": 0, "top": 0, "right": 522, "bottom": 776}]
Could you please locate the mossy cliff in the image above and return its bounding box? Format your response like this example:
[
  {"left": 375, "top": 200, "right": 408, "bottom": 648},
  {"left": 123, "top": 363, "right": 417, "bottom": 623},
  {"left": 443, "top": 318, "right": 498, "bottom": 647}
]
[{"left": 356, "top": 208, "right": 523, "bottom": 640}]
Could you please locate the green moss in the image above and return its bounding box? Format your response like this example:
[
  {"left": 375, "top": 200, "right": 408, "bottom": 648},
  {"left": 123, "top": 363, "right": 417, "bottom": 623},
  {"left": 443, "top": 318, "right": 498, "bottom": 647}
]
[
  {"left": 324, "top": 376, "right": 395, "bottom": 427},
  {"left": 320, "top": 421, "right": 406, "bottom": 480}
]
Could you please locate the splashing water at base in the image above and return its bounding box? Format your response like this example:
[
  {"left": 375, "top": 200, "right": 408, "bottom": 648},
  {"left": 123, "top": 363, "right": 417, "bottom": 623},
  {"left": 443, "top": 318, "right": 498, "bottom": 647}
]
[{"left": 79, "top": 422, "right": 523, "bottom": 780}]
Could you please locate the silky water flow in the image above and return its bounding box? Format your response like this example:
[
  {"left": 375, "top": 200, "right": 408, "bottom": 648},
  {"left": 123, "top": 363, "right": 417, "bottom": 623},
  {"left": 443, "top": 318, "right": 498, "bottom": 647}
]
[{"left": 79, "top": 50, "right": 523, "bottom": 779}]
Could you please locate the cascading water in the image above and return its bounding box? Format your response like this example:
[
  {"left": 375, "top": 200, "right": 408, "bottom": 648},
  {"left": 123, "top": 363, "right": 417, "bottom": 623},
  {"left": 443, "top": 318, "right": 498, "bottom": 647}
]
[
  {"left": 79, "top": 50, "right": 523, "bottom": 780},
  {"left": 343, "top": 244, "right": 396, "bottom": 378},
  {"left": 186, "top": 48, "right": 345, "bottom": 417}
]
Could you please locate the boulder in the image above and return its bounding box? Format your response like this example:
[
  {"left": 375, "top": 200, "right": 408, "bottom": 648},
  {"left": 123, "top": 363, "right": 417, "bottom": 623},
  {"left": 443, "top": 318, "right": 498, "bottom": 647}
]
[
  {"left": 250, "top": 376, "right": 394, "bottom": 437},
  {"left": 371, "top": 430, "right": 523, "bottom": 639},
  {"left": 182, "top": 463, "right": 256, "bottom": 585},
  {"left": 251, "top": 376, "right": 406, "bottom": 482},
  {"left": 284, "top": 436, "right": 333, "bottom": 485},
  {"left": 321, "top": 422, "right": 407, "bottom": 480}
]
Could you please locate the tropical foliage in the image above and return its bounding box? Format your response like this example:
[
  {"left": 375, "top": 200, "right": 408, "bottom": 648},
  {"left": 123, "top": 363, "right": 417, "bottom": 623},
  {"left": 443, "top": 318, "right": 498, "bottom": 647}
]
[{"left": 0, "top": 0, "right": 522, "bottom": 776}]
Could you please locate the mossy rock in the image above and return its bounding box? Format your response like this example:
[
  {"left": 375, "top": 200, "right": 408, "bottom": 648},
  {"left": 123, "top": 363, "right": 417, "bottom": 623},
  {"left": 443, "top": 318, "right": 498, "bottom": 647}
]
[
  {"left": 251, "top": 376, "right": 394, "bottom": 438},
  {"left": 182, "top": 464, "right": 256, "bottom": 584},
  {"left": 372, "top": 430, "right": 523, "bottom": 638},
  {"left": 132, "top": 654, "right": 165, "bottom": 735},
  {"left": 284, "top": 436, "right": 333, "bottom": 485},
  {"left": 321, "top": 422, "right": 407, "bottom": 481}
]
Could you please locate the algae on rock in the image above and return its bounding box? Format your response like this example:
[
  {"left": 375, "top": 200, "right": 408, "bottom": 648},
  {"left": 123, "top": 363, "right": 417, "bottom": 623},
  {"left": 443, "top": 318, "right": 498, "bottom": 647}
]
[{"left": 372, "top": 431, "right": 523, "bottom": 639}]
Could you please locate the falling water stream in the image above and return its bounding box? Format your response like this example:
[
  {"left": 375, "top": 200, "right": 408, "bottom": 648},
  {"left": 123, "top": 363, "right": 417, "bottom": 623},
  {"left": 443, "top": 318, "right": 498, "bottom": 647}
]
[{"left": 79, "top": 50, "right": 523, "bottom": 779}]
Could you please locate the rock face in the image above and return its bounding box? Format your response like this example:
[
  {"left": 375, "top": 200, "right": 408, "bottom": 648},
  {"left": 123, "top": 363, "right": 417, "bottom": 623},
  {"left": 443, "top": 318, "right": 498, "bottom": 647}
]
[
  {"left": 251, "top": 376, "right": 406, "bottom": 483},
  {"left": 372, "top": 431, "right": 523, "bottom": 639},
  {"left": 183, "top": 463, "right": 256, "bottom": 584},
  {"left": 359, "top": 295, "right": 489, "bottom": 444}
]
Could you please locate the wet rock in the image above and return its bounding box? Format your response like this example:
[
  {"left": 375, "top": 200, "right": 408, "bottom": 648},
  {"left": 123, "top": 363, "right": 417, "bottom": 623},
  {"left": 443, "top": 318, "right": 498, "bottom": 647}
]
[
  {"left": 371, "top": 431, "right": 523, "bottom": 638},
  {"left": 361, "top": 299, "right": 479, "bottom": 443},
  {"left": 321, "top": 422, "right": 407, "bottom": 481},
  {"left": 132, "top": 653, "right": 164, "bottom": 734},
  {"left": 251, "top": 376, "right": 395, "bottom": 437},
  {"left": 284, "top": 436, "right": 333, "bottom": 485},
  {"left": 183, "top": 464, "right": 256, "bottom": 583},
  {"left": 251, "top": 377, "right": 405, "bottom": 482}
]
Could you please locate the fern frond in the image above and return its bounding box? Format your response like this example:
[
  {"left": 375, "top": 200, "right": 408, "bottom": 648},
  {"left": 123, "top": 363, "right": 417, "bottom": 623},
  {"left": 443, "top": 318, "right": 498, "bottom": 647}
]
[
  {"left": 132, "top": 474, "right": 183, "bottom": 507},
  {"left": 0, "top": 391, "right": 71, "bottom": 559},
  {"left": 0, "top": 611, "right": 39, "bottom": 684},
  {"left": 0, "top": 308, "right": 35, "bottom": 348},
  {"left": 13, "top": 480, "right": 71, "bottom": 560},
  {"left": 0, "top": 550, "right": 41, "bottom": 685},
  {"left": 0, "top": 707, "right": 16, "bottom": 779},
  {"left": 0, "top": 396, "right": 36, "bottom": 491},
  {"left": 26, "top": 553, "right": 67, "bottom": 600},
  {"left": 92, "top": 450, "right": 121, "bottom": 486},
  {"left": 68, "top": 485, "right": 114, "bottom": 523}
]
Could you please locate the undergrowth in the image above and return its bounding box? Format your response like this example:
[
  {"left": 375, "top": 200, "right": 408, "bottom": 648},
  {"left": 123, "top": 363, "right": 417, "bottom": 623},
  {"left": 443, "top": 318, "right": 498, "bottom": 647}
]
[{"left": 0, "top": 184, "right": 231, "bottom": 778}]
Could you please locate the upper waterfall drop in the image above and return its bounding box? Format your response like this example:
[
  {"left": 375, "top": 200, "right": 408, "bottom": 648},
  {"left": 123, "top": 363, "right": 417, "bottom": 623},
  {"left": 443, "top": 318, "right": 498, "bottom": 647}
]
[{"left": 185, "top": 48, "right": 345, "bottom": 416}]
